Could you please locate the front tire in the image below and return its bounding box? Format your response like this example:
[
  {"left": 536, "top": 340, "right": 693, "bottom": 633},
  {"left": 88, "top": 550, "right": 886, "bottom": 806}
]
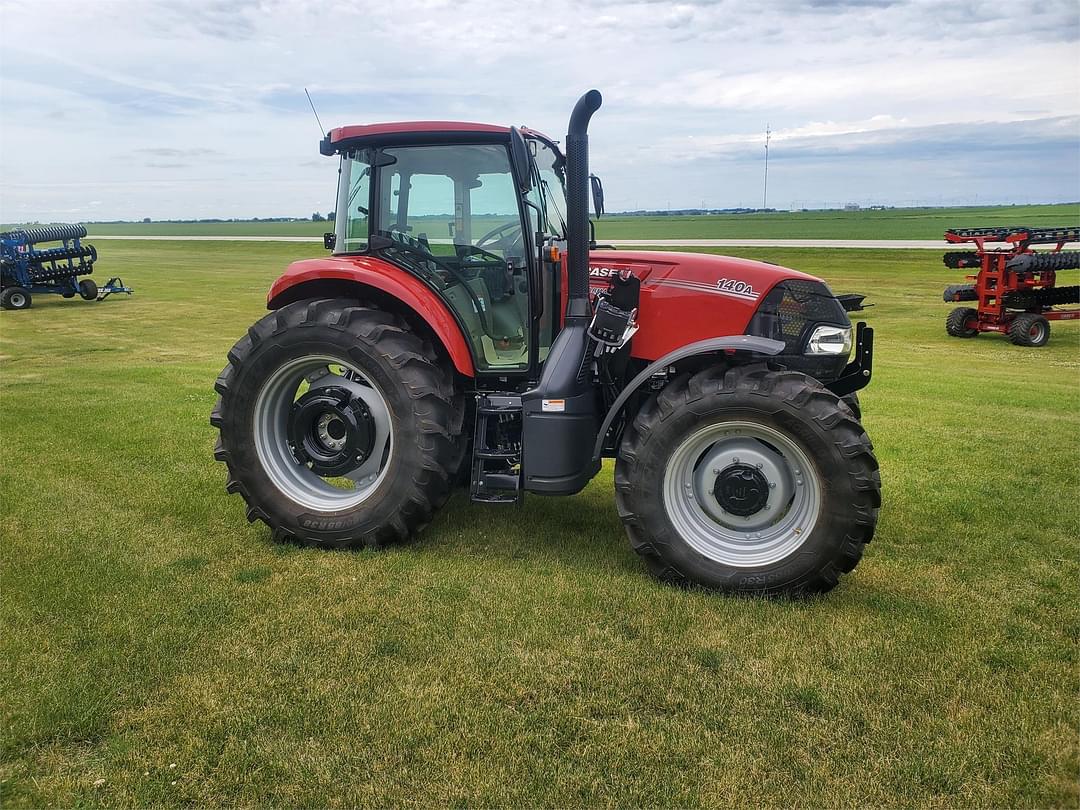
[
  {"left": 211, "top": 299, "right": 465, "bottom": 549},
  {"left": 78, "top": 278, "right": 98, "bottom": 301},
  {"left": 615, "top": 366, "right": 880, "bottom": 596},
  {"left": 840, "top": 391, "right": 862, "bottom": 421}
]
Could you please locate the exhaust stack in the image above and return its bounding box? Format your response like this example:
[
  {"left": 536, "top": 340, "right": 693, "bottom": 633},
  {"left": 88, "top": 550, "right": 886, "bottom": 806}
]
[
  {"left": 564, "top": 89, "right": 602, "bottom": 323},
  {"left": 519, "top": 90, "right": 604, "bottom": 495}
]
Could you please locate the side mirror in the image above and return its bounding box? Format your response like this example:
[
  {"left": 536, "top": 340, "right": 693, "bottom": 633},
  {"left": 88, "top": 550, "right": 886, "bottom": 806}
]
[
  {"left": 323, "top": 232, "right": 336, "bottom": 251},
  {"left": 509, "top": 126, "right": 533, "bottom": 194},
  {"left": 589, "top": 174, "right": 604, "bottom": 218}
]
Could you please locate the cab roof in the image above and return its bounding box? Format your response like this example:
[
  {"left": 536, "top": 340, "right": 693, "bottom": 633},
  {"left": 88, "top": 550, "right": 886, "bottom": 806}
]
[
  {"left": 330, "top": 121, "right": 510, "bottom": 142},
  {"left": 321, "top": 122, "right": 559, "bottom": 156}
]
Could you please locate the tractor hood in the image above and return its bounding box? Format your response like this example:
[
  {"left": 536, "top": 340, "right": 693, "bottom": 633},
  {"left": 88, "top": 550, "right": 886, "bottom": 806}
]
[{"left": 587, "top": 249, "right": 828, "bottom": 361}]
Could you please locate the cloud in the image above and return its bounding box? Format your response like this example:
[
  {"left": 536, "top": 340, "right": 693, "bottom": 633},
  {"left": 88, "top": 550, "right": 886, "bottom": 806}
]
[
  {"left": 0, "top": 0, "right": 1077, "bottom": 220},
  {"left": 135, "top": 148, "right": 224, "bottom": 158}
]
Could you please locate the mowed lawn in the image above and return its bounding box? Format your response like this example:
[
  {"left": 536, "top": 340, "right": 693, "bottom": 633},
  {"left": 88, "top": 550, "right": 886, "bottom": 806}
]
[{"left": 1, "top": 241, "right": 1077, "bottom": 807}]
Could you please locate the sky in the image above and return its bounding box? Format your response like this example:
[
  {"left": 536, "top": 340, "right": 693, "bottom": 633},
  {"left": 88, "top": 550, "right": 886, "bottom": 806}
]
[{"left": 1, "top": 0, "right": 1078, "bottom": 222}]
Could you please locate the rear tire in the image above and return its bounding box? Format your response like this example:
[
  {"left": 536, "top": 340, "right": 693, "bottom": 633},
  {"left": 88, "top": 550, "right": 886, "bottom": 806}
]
[
  {"left": 211, "top": 298, "right": 465, "bottom": 549},
  {"left": 78, "top": 278, "right": 98, "bottom": 301},
  {"left": 0, "top": 287, "right": 32, "bottom": 310},
  {"left": 615, "top": 366, "right": 880, "bottom": 596},
  {"left": 1008, "top": 313, "right": 1050, "bottom": 347},
  {"left": 946, "top": 306, "right": 978, "bottom": 337}
]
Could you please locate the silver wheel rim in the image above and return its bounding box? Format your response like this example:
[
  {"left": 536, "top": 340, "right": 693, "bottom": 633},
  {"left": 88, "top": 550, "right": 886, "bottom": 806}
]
[
  {"left": 253, "top": 355, "right": 393, "bottom": 511},
  {"left": 662, "top": 420, "right": 822, "bottom": 567},
  {"left": 10, "top": 293, "right": 25, "bottom": 307}
]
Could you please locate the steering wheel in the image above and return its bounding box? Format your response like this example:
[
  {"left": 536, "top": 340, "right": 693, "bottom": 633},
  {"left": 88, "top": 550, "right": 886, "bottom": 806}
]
[
  {"left": 458, "top": 243, "right": 506, "bottom": 264},
  {"left": 475, "top": 220, "right": 523, "bottom": 253},
  {"left": 385, "top": 224, "right": 425, "bottom": 250}
]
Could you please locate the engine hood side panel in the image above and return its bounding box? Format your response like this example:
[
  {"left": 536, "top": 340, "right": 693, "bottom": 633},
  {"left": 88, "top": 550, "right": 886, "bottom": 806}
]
[{"left": 588, "top": 250, "right": 823, "bottom": 360}]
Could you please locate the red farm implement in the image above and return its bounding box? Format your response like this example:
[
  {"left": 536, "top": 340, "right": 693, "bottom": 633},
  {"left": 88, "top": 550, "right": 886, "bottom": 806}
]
[{"left": 943, "top": 225, "right": 1079, "bottom": 346}]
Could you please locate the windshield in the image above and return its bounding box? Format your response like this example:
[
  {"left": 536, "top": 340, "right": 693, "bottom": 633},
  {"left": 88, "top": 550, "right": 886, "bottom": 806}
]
[{"left": 528, "top": 138, "right": 567, "bottom": 239}]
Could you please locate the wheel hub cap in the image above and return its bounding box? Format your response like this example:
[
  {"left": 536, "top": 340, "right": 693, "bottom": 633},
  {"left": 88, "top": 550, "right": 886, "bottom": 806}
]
[
  {"left": 713, "top": 464, "right": 770, "bottom": 516},
  {"left": 287, "top": 386, "right": 376, "bottom": 477}
]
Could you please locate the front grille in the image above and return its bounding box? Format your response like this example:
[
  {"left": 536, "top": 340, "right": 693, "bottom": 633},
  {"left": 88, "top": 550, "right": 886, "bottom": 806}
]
[
  {"left": 748, "top": 280, "right": 847, "bottom": 352},
  {"left": 746, "top": 279, "right": 850, "bottom": 381}
]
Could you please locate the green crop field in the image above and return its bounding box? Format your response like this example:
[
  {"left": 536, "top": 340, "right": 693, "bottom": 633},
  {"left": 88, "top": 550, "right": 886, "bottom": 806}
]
[
  {"left": 1, "top": 241, "right": 1078, "bottom": 807},
  {"left": 9, "top": 202, "right": 1078, "bottom": 240}
]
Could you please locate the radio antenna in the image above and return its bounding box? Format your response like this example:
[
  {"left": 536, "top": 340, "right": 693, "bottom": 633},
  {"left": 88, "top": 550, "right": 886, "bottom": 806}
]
[
  {"left": 762, "top": 123, "right": 772, "bottom": 210},
  {"left": 305, "top": 88, "right": 326, "bottom": 135}
]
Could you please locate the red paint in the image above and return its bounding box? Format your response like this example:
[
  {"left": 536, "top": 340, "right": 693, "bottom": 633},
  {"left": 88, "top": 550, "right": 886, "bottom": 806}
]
[
  {"left": 329, "top": 122, "right": 559, "bottom": 151},
  {"left": 266, "top": 249, "right": 821, "bottom": 375},
  {"left": 267, "top": 255, "right": 477, "bottom": 376},
  {"left": 588, "top": 250, "right": 819, "bottom": 360},
  {"left": 330, "top": 121, "right": 510, "bottom": 143}
]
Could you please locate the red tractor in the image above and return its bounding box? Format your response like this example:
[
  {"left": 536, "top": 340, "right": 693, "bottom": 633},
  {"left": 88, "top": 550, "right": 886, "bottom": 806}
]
[{"left": 212, "top": 91, "right": 880, "bottom": 595}]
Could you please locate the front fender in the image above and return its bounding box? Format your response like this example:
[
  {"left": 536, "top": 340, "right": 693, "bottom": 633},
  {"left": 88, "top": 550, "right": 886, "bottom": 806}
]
[
  {"left": 267, "top": 255, "right": 476, "bottom": 377},
  {"left": 592, "top": 335, "right": 785, "bottom": 461}
]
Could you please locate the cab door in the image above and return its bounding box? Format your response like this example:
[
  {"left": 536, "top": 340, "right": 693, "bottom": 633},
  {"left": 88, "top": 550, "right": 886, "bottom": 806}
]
[
  {"left": 523, "top": 137, "right": 569, "bottom": 366},
  {"left": 371, "top": 143, "right": 535, "bottom": 373}
]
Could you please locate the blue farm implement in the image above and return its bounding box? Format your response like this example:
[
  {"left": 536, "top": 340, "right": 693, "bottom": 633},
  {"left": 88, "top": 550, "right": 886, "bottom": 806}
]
[{"left": 0, "top": 224, "right": 132, "bottom": 311}]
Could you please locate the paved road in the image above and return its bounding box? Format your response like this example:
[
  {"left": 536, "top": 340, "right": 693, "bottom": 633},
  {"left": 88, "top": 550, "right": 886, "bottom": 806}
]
[{"left": 90, "top": 235, "right": 1079, "bottom": 250}]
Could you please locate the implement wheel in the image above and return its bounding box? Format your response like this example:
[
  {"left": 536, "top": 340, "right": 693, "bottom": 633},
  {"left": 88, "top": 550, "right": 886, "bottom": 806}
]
[
  {"left": 211, "top": 299, "right": 465, "bottom": 549},
  {"left": 615, "top": 366, "right": 880, "bottom": 596},
  {"left": 78, "top": 279, "right": 98, "bottom": 301},
  {"left": 1008, "top": 313, "right": 1050, "bottom": 347},
  {"left": 946, "top": 307, "right": 978, "bottom": 337},
  {"left": 0, "top": 287, "right": 32, "bottom": 310}
]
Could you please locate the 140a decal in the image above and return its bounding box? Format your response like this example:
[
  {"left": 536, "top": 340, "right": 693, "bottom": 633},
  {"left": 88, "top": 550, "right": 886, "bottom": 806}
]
[{"left": 716, "top": 278, "right": 756, "bottom": 296}]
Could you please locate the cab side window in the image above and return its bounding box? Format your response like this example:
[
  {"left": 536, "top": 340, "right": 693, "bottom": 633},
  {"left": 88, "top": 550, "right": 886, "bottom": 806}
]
[{"left": 336, "top": 153, "right": 371, "bottom": 253}]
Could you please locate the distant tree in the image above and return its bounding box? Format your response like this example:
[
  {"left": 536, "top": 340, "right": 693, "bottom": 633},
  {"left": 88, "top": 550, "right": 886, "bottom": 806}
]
[
  {"left": 326, "top": 211, "right": 335, "bottom": 221},
  {"left": 311, "top": 212, "right": 325, "bottom": 222},
  {"left": 142, "top": 217, "right": 151, "bottom": 223}
]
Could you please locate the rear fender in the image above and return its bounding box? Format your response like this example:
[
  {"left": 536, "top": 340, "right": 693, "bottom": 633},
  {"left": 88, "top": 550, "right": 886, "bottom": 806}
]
[
  {"left": 592, "top": 335, "right": 784, "bottom": 461},
  {"left": 267, "top": 256, "right": 476, "bottom": 377}
]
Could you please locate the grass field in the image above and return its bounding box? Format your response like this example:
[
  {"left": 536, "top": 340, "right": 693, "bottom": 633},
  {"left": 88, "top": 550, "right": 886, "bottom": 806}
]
[
  {"left": 9, "top": 202, "right": 1078, "bottom": 240},
  {"left": 1, "top": 241, "right": 1078, "bottom": 807}
]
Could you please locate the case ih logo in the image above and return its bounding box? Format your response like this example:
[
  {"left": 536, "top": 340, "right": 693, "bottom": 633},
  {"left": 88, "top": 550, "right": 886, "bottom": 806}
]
[{"left": 589, "top": 266, "right": 628, "bottom": 279}]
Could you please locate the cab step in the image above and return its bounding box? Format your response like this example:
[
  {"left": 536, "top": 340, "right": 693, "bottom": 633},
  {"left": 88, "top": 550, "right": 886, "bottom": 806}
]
[{"left": 470, "top": 394, "right": 523, "bottom": 505}]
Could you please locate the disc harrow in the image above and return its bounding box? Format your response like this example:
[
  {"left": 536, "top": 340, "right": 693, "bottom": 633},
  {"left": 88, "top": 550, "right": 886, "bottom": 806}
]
[
  {"left": 941, "top": 225, "right": 1079, "bottom": 346},
  {"left": 0, "top": 224, "right": 132, "bottom": 310}
]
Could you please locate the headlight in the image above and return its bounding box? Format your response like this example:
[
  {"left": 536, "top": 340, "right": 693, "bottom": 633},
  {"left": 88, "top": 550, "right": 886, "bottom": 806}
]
[{"left": 805, "top": 324, "right": 852, "bottom": 355}]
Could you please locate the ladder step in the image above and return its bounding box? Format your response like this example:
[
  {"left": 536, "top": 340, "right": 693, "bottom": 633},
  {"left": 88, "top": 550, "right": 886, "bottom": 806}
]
[
  {"left": 471, "top": 492, "right": 521, "bottom": 504},
  {"left": 476, "top": 449, "right": 517, "bottom": 460},
  {"left": 476, "top": 472, "right": 519, "bottom": 491},
  {"left": 471, "top": 393, "right": 524, "bottom": 505}
]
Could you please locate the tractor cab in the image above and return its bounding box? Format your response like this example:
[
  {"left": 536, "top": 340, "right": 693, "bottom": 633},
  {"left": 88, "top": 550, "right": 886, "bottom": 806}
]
[{"left": 323, "top": 123, "right": 571, "bottom": 376}]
